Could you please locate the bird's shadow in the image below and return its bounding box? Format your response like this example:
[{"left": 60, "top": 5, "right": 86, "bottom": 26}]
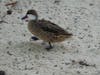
[
  {"left": 12, "top": 41, "right": 69, "bottom": 55},
  {"left": 13, "top": 41, "right": 45, "bottom": 53}
]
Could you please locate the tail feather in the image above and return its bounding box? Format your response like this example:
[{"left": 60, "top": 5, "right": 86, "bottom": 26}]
[
  {"left": 67, "top": 33, "right": 73, "bottom": 36},
  {"left": 64, "top": 33, "right": 73, "bottom": 38},
  {"left": 63, "top": 32, "right": 73, "bottom": 36}
]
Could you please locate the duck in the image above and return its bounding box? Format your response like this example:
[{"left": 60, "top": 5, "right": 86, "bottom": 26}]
[{"left": 22, "top": 9, "right": 72, "bottom": 50}]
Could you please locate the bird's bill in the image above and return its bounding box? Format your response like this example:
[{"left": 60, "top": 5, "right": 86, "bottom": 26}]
[{"left": 21, "top": 15, "right": 28, "bottom": 20}]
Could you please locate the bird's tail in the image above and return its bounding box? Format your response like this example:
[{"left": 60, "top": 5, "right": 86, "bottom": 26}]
[{"left": 64, "top": 33, "right": 73, "bottom": 38}]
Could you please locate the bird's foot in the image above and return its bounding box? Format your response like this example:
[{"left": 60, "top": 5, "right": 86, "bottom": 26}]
[
  {"left": 30, "top": 36, "right": 39, "bottom": 41},
  {"left": 45, "top": 46, "right": 53, "bottom": 51}
]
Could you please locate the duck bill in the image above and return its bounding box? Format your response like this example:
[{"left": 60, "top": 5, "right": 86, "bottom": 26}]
[{"left": 21, "top": 15, "right": 28, "bottom": 20}]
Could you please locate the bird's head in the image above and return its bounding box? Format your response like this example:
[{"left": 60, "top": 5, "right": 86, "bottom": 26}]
[{"left": 22, "top": 9, "right": 38, "bottom": 21}]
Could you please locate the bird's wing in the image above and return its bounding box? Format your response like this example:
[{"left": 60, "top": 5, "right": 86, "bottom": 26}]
[{"left": 37, "top": 19, "right": 70, "bottom": 35}]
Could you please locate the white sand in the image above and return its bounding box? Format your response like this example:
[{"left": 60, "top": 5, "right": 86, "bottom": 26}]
[{"left": 0, "top": 0, "right": 100, "bottom": 75}]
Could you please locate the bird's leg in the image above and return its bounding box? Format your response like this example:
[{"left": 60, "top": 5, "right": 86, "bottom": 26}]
[
  {"left": 45, "top": 42, "right": 53, "bottom": 51},
  {"left": 30, "top": 36, "right": 39, "bottom": 41}
]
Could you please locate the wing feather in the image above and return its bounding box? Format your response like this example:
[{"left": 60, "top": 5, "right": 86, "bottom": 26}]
[{"left": 37, "top": 19, "right": 69, "bottom": 35}]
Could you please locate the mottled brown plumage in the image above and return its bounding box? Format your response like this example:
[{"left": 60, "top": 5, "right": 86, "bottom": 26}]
[
  {"left": 28, "top": 19, "right": 72, "bottom": 42},
  {"left": 22, "top": 9, "right": 72, "bottom": 50}
]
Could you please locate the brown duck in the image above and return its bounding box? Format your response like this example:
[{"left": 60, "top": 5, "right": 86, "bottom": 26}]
[{"left": 22, "top": 9, "right": 72, "bottom": 50}]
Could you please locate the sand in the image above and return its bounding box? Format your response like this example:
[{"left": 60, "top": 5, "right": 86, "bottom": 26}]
[{"left": 0, "top": 0, "right": 100, "bottom": 75}]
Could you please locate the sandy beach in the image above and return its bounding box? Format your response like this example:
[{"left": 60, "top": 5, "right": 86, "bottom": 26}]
[{"left": 0, "top": 0, "right": 100, "bottom": 75}]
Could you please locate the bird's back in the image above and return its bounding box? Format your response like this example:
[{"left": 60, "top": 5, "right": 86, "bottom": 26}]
[{"left": 37, "top": 19, "right": 72, "bottom": 36}]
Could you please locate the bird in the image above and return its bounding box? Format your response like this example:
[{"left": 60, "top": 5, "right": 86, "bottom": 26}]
[{"left": 22, "top": 9, "right": 72, "bottom": 50}]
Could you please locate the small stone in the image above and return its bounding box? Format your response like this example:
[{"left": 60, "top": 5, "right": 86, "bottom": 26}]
[
  {"left": 0, "top": 71, "right": 5, "bottom": 75},
  {"left": 60, "top": 67, "right": 63, "bottom": 70},
  {"left": 36, "top": 71, "right": 39, "bottom": 74},
  {"left": 28, "top": 48, "right": 31, "bottom": 51},
  {"left": 6, "top": 47, "right": 9, "bottom": 49},
  {"left": 54, "top": 65, "right": 57, "bottom": 67},
  {"left": 71, "top": 60, "right": 75, "bottom": 63},
  {"left": 54, "top": 0, "right": 60, "bottom": 5},
  {"left": 62, "top": 52, "right": 65, "bottom": 54},
  {"left": 89, "top": 3, "right": 94, "bottom": 6},
  {"left": 88, "top": 34, "right": 93, "bottom": 37},
  {"left": 42, "top": 56, "right": 45, "bottom": 58},
  {"left": 8, "top": 41, "right": 12, "bottom": 45},
  {"left": 77, "top": 71, "right": 81, "bottom": 74},
  {"left": 0, "top": 28, "right": 2, "bottom": 30},
  {"left": 88, "top": 45, "right": 91, "bottom": 48},
  {"left": 78, "top": 61, "right": 89, "bottom": 66},
  {"left": 17, "top": 17, "right": 20, "bottom": 19},
  {"left": 35, "top": 55, "right": 39, "bottom": 60},
  {"left": 7, "top": 10, "right": 12, "bottom": 15},
  {"left": 23, "top": 34, "right": 26, "bottom": 37},
  {"left": 65, "top": 62, "right": 70, "bottom": 65},
  {"left": 7, "top": 51, "right": 13, "bottom": 56},
  {"left": 13, "top": 31, "right": 15, "bottom": 32}
]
